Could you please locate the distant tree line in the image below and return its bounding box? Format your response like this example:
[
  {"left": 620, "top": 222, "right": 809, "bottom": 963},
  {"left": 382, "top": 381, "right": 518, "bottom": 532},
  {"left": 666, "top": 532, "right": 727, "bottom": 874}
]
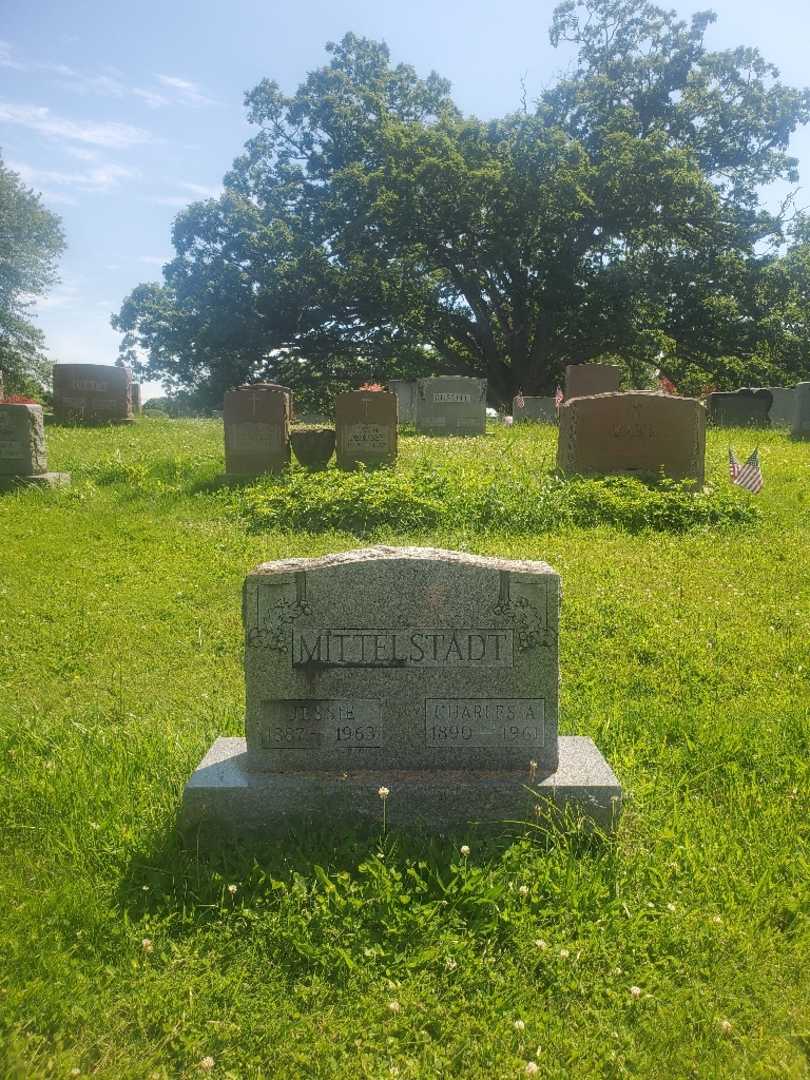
[{"left": 114, "top": 0, "right": 810, "bottom": 408}]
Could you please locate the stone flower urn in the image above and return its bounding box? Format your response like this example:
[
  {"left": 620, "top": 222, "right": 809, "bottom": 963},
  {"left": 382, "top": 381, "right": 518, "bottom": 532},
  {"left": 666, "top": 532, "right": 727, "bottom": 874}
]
[{"left": 290, "top": 426, "right": 335, "bottom": 469}]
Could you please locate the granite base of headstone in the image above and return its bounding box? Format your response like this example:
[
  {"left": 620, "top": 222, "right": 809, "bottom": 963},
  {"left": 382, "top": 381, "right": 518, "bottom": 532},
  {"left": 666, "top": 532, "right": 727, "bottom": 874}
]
[
  {"left": 0, "top": 403, "right": 70, "bottom": 490},
  {"left": 389, "top": 380, "right": 417, "bottom": 424},
  {"left": 791, "top": 382, "right": 810, "bottom": 438},
  {"left": 706, "top": 388, "right": 772, "bottom": 426},
  {"left": 415, "top": 377, "right": 488, "bottom": 435},
  {"left": 181, "top": 547, "right": 621, "bottom": 844},
  {"left": 557, "top": 391, "right": 705, "bottom": 483},
  {"left": 565, "top": 364, "right": 620, "bottom": 400},
  {"left": 53, "top": 363, "right": 133, "bottom": 423},
  {"left": 335, "top": 390, "right": 397, "bottom": 469},
  {"left": 223, "top": 384, "right": 291, "bottom": 477},
  {"left": 513, "top": 396, "right": 557, "bottom": 423}
]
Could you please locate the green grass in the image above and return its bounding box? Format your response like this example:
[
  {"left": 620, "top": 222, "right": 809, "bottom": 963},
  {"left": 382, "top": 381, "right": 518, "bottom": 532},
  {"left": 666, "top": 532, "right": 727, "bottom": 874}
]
[{"left": 1, "top": 417, "right": 808, "bottom": 1078}]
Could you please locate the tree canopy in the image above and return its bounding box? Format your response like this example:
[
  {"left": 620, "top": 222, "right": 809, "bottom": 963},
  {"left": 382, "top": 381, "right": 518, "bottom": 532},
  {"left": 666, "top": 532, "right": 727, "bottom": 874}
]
[
  {"left": 114, "top": 0, "right": 810, "bottom": 406},
  {"left": 0, "top": 153, "right": 66, "bottom": 396}
]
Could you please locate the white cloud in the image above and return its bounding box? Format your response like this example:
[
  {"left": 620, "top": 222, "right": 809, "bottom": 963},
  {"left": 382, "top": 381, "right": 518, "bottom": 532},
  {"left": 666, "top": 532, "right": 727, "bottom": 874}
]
[
  {"left": 132, "top": 87, "right": 169, "bottom": 109},
  {"left": 0, "top": 40, "right": 28, "bottom": 71},
  {"left": 34, "top": 282, "right": 81, "bottom": 310},
  {"left": 0, "top": 102, "right": 153, "bottom": 148},
  {"left": 156, "top": 74, "right": 218, "bottom": 107},
  {"left": 138, "top": 255, "right": 171, "bottom": 265},
  {"left": 10, "top": 158, "right": 136, "bottom": 193},
  {"left": 149, "top": 181, "right": 221, "bottom": 207}
]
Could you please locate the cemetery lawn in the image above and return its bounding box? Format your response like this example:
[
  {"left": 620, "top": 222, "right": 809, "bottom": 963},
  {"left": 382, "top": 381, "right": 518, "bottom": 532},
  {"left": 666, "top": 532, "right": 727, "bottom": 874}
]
[{"left": 2, "top": 418, "right": 808, "bottom": 1080}]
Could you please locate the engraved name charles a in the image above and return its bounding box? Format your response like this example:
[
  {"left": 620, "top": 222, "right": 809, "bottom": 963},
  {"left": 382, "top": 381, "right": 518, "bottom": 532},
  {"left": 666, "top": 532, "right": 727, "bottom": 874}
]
[{"left": 292, "top": 628, "right": 514, "bottom": 668}]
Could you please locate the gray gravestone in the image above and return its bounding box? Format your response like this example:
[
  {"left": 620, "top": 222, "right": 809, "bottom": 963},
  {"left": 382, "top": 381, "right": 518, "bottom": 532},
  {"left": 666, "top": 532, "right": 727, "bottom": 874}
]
[
  {"left": 706, "top": 388, "right": 772, "bottom": 426},
  {"left": 335, "top": 390, "right": 397, "bottom": 469},
  {"left": 0, "top": 404, "right": 70, "bottom": 490},
  {"left": 415, "top": 377, "right": 487, "bottom": 435},
  {"left": 792, "top": 382, "right": 810, "bottom": 438},
  {"left": 182, "top": 547, "right": 621, "bottom": 841},
  {"left": 513, "top": 396, "right": 557, "bottom": 423},
  {"left": 753, "top": 386, "right": 795, "bottom": 426},
  {"left": 565, "top": 364, "right": 620, "bottom": 400},
  {"left": 389, "top": 380, "right": 417, "bottom": 424},
  {"left": 131, "top": 383, "right": 142, "bottom": 415},
  {"left": 53, "top": 364, "right": 133, "bottom": 423}
]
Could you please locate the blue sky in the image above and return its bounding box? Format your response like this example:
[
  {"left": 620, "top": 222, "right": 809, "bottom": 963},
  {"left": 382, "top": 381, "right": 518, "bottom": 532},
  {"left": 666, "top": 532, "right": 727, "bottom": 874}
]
[{"left": 2, "top": 0, "right": 809, "bottom": 401}]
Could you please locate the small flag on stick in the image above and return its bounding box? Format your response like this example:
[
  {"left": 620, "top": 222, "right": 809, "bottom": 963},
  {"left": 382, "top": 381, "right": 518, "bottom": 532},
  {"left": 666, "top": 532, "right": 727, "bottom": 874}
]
[
  {"left": 729, "top": 447, "right": 763, "bottom": 493},
  {"left": 554, "top": 386, "right": 564, "bottom": 410}
]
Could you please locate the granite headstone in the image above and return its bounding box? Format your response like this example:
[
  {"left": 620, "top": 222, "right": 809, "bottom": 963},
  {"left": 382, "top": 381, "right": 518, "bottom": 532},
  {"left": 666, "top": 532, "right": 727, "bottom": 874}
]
[
  {"left": 223, "top": 384, "right": 291, "bottom": 476},
  {"left": 389, "top": 380, "right": 417, "bottom": 424},
  {"left": 565, "top": 364, "right": 621, "bottom": 400},
  {"left": 513, "top": 395, "right": 557, "bottom": 423},
  {"left": 182, "top": 547, "right": 621, "bottom": 840},
  {"left": 0, "top": 404, "right": 70, "bottom": 490},
  {"left": 131, "top": 383, "right": 142, "bottom": 415},
  {"left": 557, "top": 391, "right": 706, "bottom": 483},
  {"left": 706, "top": 388, "right": 772, "bottom": 427},
  {"left": 335, "top": 390, "right": 397, "bottom": 469},
  {"left": 415, "top": 377, "right": 487, "bottom": 435},
  {"left": 792, "top": 382, "right": 810, "bottom": 438},
  {"left": 754, "top": 386, "right": 796, "bottom": 426},
  {"left": 53, "top": 364, "right": 133, "bottom": 423}
]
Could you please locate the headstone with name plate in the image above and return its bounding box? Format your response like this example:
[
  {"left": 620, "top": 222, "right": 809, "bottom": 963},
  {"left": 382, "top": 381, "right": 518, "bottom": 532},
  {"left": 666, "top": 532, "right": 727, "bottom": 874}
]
[
  {"left": 557, "top": 391, "right": 705, "bottom": 483},
  {"left": 53, "top": 364, "right": 133, "bottom": 423},
  {"left": 335, "top": 390, "right": 397, "bottom": 469},
  {"left": 0, "top": 403, "right": 70, "bottom": 490},
  {"left": 415, "top": 376, "right": 487, "bottom": 435},
  {"left": 182, "top": 547, "right": 621, "bottom": 841},
  {"left": 223, "top": 384, "right": 291, "bottom": 476}
]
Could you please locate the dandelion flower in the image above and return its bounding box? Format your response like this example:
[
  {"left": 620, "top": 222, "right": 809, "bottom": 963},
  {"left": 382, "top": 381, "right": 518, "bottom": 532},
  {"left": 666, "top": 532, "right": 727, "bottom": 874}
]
[
  {"left": 525, "top": 1064, "right": 539, "bottom": 1076},
  {"left": 460, "top": 845, "right": 470, "bottom": 857},
  {"left": 378, "top": 786, "right": 390, "bottom": 799},
  {"left": 141, "top": 938, "right": 153, "bottom": 954},
  {"left": 519, "top": 885, "right": 529, "bottom": 897},
  {"left": 388, "top": 1000, "right": 401, "bottom": 1013},
  {"left": 199, "top": 1057, "right": 215, "bottom": 1072},
  {"left": 227, "top": 884, "right": 237, "bottom": 895},
  {"left": 513, "top": 1019, "right": 525, "bottom": 1032},
  {"left": 629, "top": 986, "right": 642, "bottom": 999}
]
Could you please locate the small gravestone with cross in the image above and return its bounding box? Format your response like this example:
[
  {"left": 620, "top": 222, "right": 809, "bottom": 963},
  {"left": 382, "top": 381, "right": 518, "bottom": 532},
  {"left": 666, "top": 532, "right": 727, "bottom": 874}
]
[
  {"left": 335, "top": 390, "right": 397, "bottom": 470},
  {"left": 223, "top": 383, "right": 291, "bottom": 476}
]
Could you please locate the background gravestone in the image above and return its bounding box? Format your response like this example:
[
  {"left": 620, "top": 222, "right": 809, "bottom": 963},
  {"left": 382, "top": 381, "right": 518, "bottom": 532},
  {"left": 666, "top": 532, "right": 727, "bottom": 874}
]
[
  {"left": 415, "top": 376, "right": 487, "bottom": 435},
  {"left": 335, "top": 390, "right": 398, "bottom": 469},
  {"left": 792, "top": 382, "right": 810, "bottom": 438},
  {"left": 557, "top": 391, "right": 706, "bottom": 483},
  {"left": 706, "top": 388, "right": 772, "bottom": 426},
  {"left": 223, "top": 384, "right": 291, "bottom": 476},
  {"left": 0, "top": 404, "right": 70, "bottom": 490},
  {"left": 513, "top": 395, "right": 556, "bottom": 423},
  {"left": 754, "top": 386, "right": 795, "bottom": 426},
  {"left": 389, "top": 380, "right": 417, "bottom": 423},
  {"left": 182, "top": 547, "right": 621, "bottom": 840},
  {"left": 131, "top": 384, "right": 142, "bottom": 415},
  {"left": 565, "top": 364, "right": 620, "bottom": 400},
  {"left": 53, "top": 364, "right": 132, "bottom": 423}
]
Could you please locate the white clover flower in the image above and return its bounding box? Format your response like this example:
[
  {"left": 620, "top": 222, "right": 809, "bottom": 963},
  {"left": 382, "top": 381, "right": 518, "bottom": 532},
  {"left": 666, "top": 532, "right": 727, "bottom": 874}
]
[
  {"left": 227, "top": 884, "right": 237, "bottom": 895},
  {"left": 387, "top": 1000, "right": 401, "bottom": 1013},
  {"left": 559, "top": 948, "right": 570, "bottom": 959},
  {"left": 666, "top": 902, "right": 676, "bottom": 912},
  {"left": 513, "top": 1019, "right": 525, "bottom": 1032},
  {"left": 199, "top": 1057, "right": 215, "bottom": 1072},
  {"left": 460, "top": 845, "right": 470, "bottom": 857},
  {"left": 712, "top": 914, "right": 723, "bottom": 925},
  {"left": 534, "top": 938, "right": 548, "bottom": 950},
  {"left": 525, "top": 1063, "right": 539, "bottom": 1075},
  {"left": 378, "top": 786, "right": 390, "bottom": 799},
  {"left": 445, "top": 957, "right": 458, "bottom": 971},
  {"left": 141, "top": 938, "right": 153, "bottom": 954},
  {"left": 518, "top": 885, "right": 529, "bottom": 897},
  {"left": 629, "top": 986, "right": 642, "bottom": 999},
  {"left": 719, "top": 1019, "right": 733, "bottom": 1035}
]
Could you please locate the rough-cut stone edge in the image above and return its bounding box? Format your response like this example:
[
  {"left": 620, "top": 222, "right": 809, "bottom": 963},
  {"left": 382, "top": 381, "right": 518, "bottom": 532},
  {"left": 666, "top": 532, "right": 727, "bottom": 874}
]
[
  {"left": 180, "top": 735, "right": 622, "bottom": 843},
  {"left": 0, "top": 471, "right": 70, "bottom": 491},
  {"left": 247, "top": 546, "right": 557, "bottom": 578}
]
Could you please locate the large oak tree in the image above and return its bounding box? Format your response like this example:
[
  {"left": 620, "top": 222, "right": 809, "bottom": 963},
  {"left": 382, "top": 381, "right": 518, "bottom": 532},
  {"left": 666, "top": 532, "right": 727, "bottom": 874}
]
[{"left": 114, "top": 0, "right": 810, "bottom": 406}]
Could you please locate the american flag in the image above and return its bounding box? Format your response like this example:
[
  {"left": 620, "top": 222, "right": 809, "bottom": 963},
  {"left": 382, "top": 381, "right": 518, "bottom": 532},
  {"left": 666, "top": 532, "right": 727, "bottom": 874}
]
[
  {"left": 554, "top": 386, "right": 564, "bottom": 409},
  {"left": 515, "top": 391, "right": 525, "bottom": 410},
  {"left": 729, "top": 447, "right": 763, "bottom": 493}
]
